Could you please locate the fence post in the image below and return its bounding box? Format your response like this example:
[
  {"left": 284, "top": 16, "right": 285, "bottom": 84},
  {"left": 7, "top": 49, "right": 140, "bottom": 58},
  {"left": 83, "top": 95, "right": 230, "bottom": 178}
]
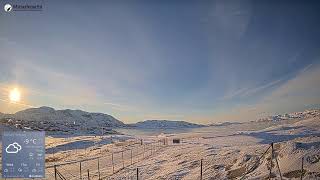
[
  {"left": 143, "top": 145, "right": 145, "bottom": 159},
  {"left": 275, "top": 155, "right": 282, "bottom": 180},
  {"left": 269, "top": 143, "right": 273, "bottom": 179},
  {"left": 150, "top": 145, "right": 152, "bottom": 157},
  {"left": 200, "top": 159, "right": 203, "bottom": 180},
  {"left": 122, "top": 151, "right": 124, "bottom": 169},
  {"left": 54, "top": 165, "right": 57, "bottom": 180},
  {"left": 136, "top": 147, "right": 139, "bottom": 163},
  {"left": 80, "top": 162, "right": 82, "bottom": 180},
  {"left": 112, "top": 152, "right": 115, "bottom": 173},
  {"left": 137, "top": 168, "right": 139, "bottom": 180},
  {"left": 87, "top": 169, "right": 90, "bottom": 180},
  {"left": 98, "top": 158, "right": 101, "bottom": 180},
  {"left": 240, "top": 145, "right": 272, "bottom": 180},
  {"left": 53, "top": 147, "right": 55, "bottom": 160},
  {"left": 131, "top": 149, "right": 133, "bottom": 165},
  {"left": 300, "top": 157, "right": 304, "bottom": 180}
]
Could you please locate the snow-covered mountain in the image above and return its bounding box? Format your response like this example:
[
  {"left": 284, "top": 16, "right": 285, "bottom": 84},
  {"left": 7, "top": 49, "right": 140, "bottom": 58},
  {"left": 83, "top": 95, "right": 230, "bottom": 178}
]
[
  {"left": 0, "top": 107, "right": 205, "bottom": 133},
  {"left": 257, "top": 109, "right": 320, "bottom": 122},
  {"left": 209, "top": 122, "right": 242, "bottom": 127},
  {"left": 14, "top": 106, "right": 124, "bottom": 127},
  {"left": 130, "top": 120, "right": 205, "bottom": 129},
  {"left": 0, "top": 106, "right": 124, "bottom": 134},
  {"left": 2, "top": 107, "right": 319, "bottom": 135}
]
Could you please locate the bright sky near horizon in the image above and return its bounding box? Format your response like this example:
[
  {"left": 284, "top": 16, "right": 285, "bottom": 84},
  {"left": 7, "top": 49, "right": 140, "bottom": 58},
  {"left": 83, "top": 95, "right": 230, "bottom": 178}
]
[{"left": 1, "top": 0, "right": 320, "bottom": 123}]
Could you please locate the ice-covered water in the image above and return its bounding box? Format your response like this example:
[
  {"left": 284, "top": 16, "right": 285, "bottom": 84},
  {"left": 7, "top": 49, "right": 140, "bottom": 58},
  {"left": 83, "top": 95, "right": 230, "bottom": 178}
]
[{"left": 114, "top": 120, "right": 298, "bottom": 137}]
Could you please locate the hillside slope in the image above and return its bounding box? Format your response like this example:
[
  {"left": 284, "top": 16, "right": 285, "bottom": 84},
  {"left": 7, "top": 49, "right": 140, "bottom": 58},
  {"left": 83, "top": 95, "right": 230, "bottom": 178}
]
[{"left": 0, "top": 106, "right": 124, "bottom": 135}]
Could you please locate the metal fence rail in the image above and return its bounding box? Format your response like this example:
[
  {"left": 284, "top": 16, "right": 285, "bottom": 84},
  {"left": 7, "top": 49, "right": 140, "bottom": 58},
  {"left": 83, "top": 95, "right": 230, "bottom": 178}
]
[{"left": 49, "top": 140, "right": 164, "bottom": 180}]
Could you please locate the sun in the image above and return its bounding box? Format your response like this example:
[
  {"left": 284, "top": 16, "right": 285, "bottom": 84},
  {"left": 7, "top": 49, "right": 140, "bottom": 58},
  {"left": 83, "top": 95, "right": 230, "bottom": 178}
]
[{"left": 9, "top": 88, "right": 21, "bottom": 102}]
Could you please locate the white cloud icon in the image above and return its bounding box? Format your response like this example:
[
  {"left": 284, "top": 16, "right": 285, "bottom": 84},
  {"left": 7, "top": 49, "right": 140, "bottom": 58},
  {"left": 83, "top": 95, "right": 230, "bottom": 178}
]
[
  {"left": 6, "top": 142, "right": 22, "bottom": 154},
  {"left": 12, "top": 142, "right": 22, "bottom": 151}
]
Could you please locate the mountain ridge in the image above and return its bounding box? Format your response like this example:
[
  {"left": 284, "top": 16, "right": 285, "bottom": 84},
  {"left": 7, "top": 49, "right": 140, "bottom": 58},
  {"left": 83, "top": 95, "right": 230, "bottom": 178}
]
[
  {"left": 0, "top": 106, "right": 124, "bottom": 135},
  {"left": 1, "top": 107, "right": 319, "bottom": 134},
  {"left": 0, "top": 107, "right": 205, "bottom": 134},
  {"left": 129, "top": 119, "right": 205, "bottom": 129}
]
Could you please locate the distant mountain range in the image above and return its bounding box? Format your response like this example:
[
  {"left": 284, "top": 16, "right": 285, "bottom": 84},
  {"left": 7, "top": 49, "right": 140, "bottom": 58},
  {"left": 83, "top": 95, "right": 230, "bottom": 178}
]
[
  {"left": 0, "top": 106, "right": 204, "bottom": 134},
  {"left": 256, "top": 109, "right": 320, "bottom": 122},
  {"left": 1, "top": 106, "right": 319, "bottom": 135},
  {"left": 129, "top": 120, "right": 205, "bottom": 129},
  {"left": 208, "top": 122, "right": 242, "bottom": 127}
]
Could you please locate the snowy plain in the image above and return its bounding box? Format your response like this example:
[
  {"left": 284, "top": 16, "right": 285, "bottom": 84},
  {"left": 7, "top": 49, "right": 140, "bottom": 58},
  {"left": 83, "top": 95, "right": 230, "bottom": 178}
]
[{"left": 0, "top": 110, "right": 319, "bottom": 179}]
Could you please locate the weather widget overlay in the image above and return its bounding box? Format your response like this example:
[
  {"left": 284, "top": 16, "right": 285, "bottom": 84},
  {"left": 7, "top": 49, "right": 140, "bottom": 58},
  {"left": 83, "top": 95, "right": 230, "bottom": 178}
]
[{"left": 2, "top": 131, "right": 45, "bottom": 178}]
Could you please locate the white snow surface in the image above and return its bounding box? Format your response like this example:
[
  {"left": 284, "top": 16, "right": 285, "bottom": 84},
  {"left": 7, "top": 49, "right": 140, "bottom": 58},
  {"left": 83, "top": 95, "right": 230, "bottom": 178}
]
[
  {"left": 108, "top": 116, "right": 320, "bottom": 179},
  {"left": 0, "top": 109, "right": 319, "bottom": 179}
]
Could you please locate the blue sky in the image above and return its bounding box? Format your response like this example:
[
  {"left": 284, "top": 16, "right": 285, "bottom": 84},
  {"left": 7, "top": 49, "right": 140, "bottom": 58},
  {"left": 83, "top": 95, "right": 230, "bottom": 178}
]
[{"left": 1, "top": 0, "right": 320, "bottom": 123}]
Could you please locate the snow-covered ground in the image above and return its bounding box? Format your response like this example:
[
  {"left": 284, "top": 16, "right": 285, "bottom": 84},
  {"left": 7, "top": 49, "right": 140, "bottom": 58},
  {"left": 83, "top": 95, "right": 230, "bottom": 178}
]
[
  {"left": 107, "top": 116, "right": 320, "bottom": 179},
  {"left": 106, "top": 117, "right": 320, "bottom": 180},
  {"left": 0, "top": 112, "right": 319, "bottom": 179},
  {"left": 48, "top": 116, "right": 320, "bottom": 179}
]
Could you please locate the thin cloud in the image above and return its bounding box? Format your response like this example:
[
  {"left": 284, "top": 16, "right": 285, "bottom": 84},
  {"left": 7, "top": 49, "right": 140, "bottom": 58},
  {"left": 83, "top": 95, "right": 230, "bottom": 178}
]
[
  {"left": 222, "top": 87, "right": 250, "bottom": 100},
  {"left": 213, "top": 63, "right": 320, "bottom": 122},
  {"left": 103, "top": 102, "right": 140, "bottom": 112},
  {"left": 0, "top": 98, "right": 35, "bottom": 108},
  {"left": 221, "top": 77, "right": 285, "bottom": 101},
  {"left": 240, "top": 78, "right": 285, "bottom": 98},
  {"left": 103, "top": 102, "right": 123, "bottom": 107}
]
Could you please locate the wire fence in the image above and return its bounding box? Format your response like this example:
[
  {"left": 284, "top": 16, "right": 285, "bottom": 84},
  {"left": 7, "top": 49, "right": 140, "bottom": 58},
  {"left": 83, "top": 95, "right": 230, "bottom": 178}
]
[
  {"left": 236, "top": 143, "right": 319, "bottom": 180},
  {"left": 87, "top": 141, "right": 319, "bottom": 180},
  {"left": 50, "top": 140, "right": 165, "bottom": 180},
  {"left": 0, "top": 137, "right": 319, "bottom": 180}
]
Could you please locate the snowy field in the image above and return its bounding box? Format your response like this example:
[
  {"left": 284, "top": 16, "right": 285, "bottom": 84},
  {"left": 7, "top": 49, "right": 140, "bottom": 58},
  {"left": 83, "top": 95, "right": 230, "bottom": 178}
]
[
  {"left": 108, "top": 116, "right": 320, "bottom": 179},
  {"left": 0, "top": 116, "right": 319, "bottom": 179}
]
